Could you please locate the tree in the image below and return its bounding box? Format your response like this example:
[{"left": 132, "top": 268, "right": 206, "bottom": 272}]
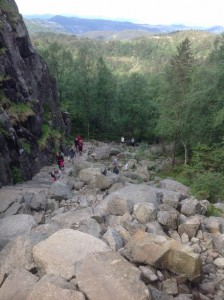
[
  {"left": 94, "top": 57, "right": 116, "bottom": 136},
  {"left": 116, "top": 73, "right": 157, "bottom": 141},
  {"left": 38, "top": 42, "right": 74, "bottom": 103},
  {"left": 72, "top": 44, "right": 97, "bottom": 138},
  {"left": 156, "top": 37, "right": 194, "bottom": 165}
]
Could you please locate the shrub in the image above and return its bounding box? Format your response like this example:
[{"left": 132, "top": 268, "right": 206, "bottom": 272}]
[
  {"left": 191, "top": 171, "right": 224, "bottom": 202},
  {"left": 8, "top": 103, "right": 35, "bottom": 124},
  {"left": 38, "top": 124, "right": 62, "bottom": 150},
  {"left": 11, "top": 166, "right": 23, "bottom": 184},
  {"left": 173, "top": 164, "right": 197, "bottom": 186},
  {"left": 206, "top": 203, "right": 224, "bottom": 217},
  {"left": 0, "top": 0, "right": 21, "bottom": 27},
  {"left": 20, "top": 139, "right": 31, "bottom": 154},
  {"left": 192, "top": 142, "right": 224, "bottom": 173}
]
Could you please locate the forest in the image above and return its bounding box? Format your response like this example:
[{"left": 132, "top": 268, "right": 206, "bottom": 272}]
[{"left": 30, "top": 30, "right": 224, "bottom": 201}]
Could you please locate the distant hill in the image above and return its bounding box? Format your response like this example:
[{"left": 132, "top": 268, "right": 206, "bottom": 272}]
[{"left": 23, "top": 15, "right": 224, "bottom": 40}]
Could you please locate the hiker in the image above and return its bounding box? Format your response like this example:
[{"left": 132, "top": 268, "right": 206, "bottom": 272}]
[
  {"left": 112, "top": 156, "right": 119, "bottom": 174},
  {"left": 131, "top": 137, "right": 135, "bottom": 148},
  {"left": 122, "top": 162, "right": 128, "bottom": 171},
  {"left": 56, "top": 151, "right": 64, "bottom": 170},
  {"left": 74, "top": 134, "right": 81, "bottom": 151},
  {"left": 78, "top": 138, "right": 83, "bottom": 155},
  {"left": 49, "top": 168, "right": 62, "bottom": 182},
  {"left": 67, "top": 146, "right": 76, "bottom": 163}
]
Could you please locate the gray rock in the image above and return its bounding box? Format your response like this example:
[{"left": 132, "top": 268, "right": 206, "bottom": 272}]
[
  {"left": 0, "top": 214, "right": 37, "bottom": 248},
  {"left": 157, "top": 210, "right": 179, "bottom": 230},
  {"left": 26, "top": 274, "right": 85, "bottom": 300},
  {"left": 102, "top": 227, "right": 124, "bottom": 250},
  {"left": 49, "top": 182, "right": 72, "bottom": 201},
  {"left": 159, "top": 179, "right": 189, "bottom": 196},
  {"left": 0, "top": 233, "right": 45, "bottom": 275},
  {"left": 0, "top": 268, "right": 38, "bottom": 300},
  {"left": 134, "top": 203, "right": 156, "bottom": 224},
  {"left": 76, "top": 251, "right": 150, "bottom": 300},
  {"left": 77, "top": 217, "right": 102, "bottom": 238},
  {"left": 51, "top": 207, "right": 93, "bottom": 228},
  {"left": 32, "top": 229, "right": 110, "bottom": 279},
  {"left": 3, "top": 202, "right": 21, "bottom": 217}
]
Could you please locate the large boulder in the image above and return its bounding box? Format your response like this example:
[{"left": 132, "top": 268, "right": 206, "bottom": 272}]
[
  {"left": 159, "top": 179, "right": 190, "bottom": 196},
  {"left": 134, "top": 203, "right": 156, "bottom": 224},
  {"left": 49, "top": 182, "right": 72, "bottom": 201},
  {"left": 104, "top": 184, "right": 162, "bottom": 216},
  {"left": 90, "top": 145, "right": 111, "bottom": 160},
  {"left": 0, "top": 214, "right": 37, "bottom": 248},
  {"left": 125, "top": 230, "right": 202, "bottom": 282},
  {"left": 0, "top": 233, "right": 45, "bottom": 275},
  {"left": 0, "top": 268, "right": 38, "bottom": 300},
  {"left": 26, "top": 275, "right": 85, "bottom": 300},
  {"left": 32, "top": 229, "right": 110, "bottom": 279},
  {"left": 0, "top": 188, "right": 23, "bottom": 215},
  {"left": 76, "top": 251, "right": 151, "bottom": 300},
  {"left": 51, "top": 207, "right": 93, "bottom": 228},
  {"left": 79, "top": 167, "right": 111, "bottom": 189},
  {"left": 22, "top": 190, "right": 47, "bottom": 212}
]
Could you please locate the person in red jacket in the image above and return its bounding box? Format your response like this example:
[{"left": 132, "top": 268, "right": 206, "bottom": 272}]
[
  {"left": 74, "top": 134, "right": 81, "bottom": 151},
  {"left": 55, "top": 151, "right": 64, "bottom": 170},
  {"left": 78, "top": 139, "right": 83, "bottom": 155}
]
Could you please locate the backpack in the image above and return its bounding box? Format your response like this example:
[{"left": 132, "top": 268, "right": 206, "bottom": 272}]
[{"left": 113, "top": 166, "right": 119, "bottom": 174}]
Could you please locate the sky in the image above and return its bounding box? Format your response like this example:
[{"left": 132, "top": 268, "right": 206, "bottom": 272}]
[{"left": 14, "top": 0, "right": 224, "bottom": 27}]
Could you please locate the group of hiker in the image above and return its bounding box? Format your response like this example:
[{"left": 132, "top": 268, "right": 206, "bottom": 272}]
[
  {"left": 50, "top": 134, "right": 84, "bottom": 182},
  {"left": 121, "top": 136, "right": 135, "bottom": 148},
  {"left": 50, "top": 134, "right": 135, "bottom": 181}
]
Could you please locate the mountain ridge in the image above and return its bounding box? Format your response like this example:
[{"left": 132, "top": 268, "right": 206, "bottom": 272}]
[{"left": 23, "top": 14, "right": 224, "bottom": 40}]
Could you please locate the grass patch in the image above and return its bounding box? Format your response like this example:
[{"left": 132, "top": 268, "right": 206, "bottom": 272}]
[
  {"left": 20, "top": 139, "right": 31, "bottom": 154},
  {"left": 11, "top": 166, "right": 23, "bottom": 184},
  {"left": 191, "top": 172, "right": 224, "bottom": 202},
  {"left": 38, "top": 124, "right": 62, "bottom": 150},
  {"left": 206, "top": 203, "right": 224, "bottom": 217},
  {"left": 8, "top": 103, "right": 35, "bottom": 124},
  {"left": 0, "top": 0, "right": 21, "bottom": 27}
]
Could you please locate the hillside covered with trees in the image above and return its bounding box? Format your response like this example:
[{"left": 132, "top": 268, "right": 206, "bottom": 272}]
[{"left": 28, "top": 30, "right": 224, "bottom": 200}]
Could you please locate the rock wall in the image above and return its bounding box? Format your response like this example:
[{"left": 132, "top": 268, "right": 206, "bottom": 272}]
[{"left": 0, "top": 0, "right": 69, "bottom": 186}]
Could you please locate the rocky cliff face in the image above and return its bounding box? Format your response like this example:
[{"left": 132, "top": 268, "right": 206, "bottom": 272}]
[{"left": 0, "top": 0, "right": 69, "bottom": 186}]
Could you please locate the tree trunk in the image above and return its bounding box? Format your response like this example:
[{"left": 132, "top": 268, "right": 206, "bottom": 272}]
[
  {"left": 172, "top": 131, "right": 178, "bottom": 167},
  {"left": 160, "top": 139, "right": 166, "bottom": 154},
  {"left": 182, "top": 140, "right": 188, "bottom": 164}
]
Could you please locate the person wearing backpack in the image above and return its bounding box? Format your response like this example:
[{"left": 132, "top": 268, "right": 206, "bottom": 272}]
[
  {"left": 131, "top": 137, "right": 135, "bottom": 148},
  {"left": 67, "top": 146, "right": 76, "bottom": 163},
  {"left": 56, "top": 151, "right": 64, "bottom": 170},
  {"left": 49, "top": 168, "right": 62, "bottom": 182},
  {"left": 112, "top": 156, "right": 119, "bottom": 174},
  {"left": 74, "top": 134, "right": 81, "bottom": 151},
  {"left": 78, "top": 139, "right": 83, "bottom": 155}
]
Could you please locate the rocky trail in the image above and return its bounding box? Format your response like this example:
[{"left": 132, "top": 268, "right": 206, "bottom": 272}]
[{"left": 1, "top": 141, "right": 224, "bottom": 300}]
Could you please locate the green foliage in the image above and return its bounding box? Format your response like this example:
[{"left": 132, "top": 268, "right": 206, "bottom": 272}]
[
  {"left": 191, "top": 172, "right": 224, "bottom": 202},
  {"left": 0, "top": 122, "right": 7, "bottom": 135},
  {"left": 0, "top": 0, "right": 21, "bottom": 27},
  {"left": 0, "top": 90, "right": 11, "bottom": 108},
  {"left": 8, "top": 103, "right": 35, "bottom": 124},
  {"left": 0, "top": 48, "right": 7, "bottom": 55},
  {"left": 29, "top": 30, "right": 224, "bottom": 169},
  {"left": 20, "top": 139, "right": 31, "bottom": 154},
  {"left": 11, "top": 166, "right": 23, "bottom": 184},
  {"left": 0, "top": 74, "right": 10, "bottom": 81},
  {"left": 170, "top": 164, "right": 197, "bottom": 186},
  {"left": 192, "top": 142, "right": 224, "bottom": 173},
  {"left": 206, "top": 203, "right": 224, "bottom": 217},
  {"left": 38, "top": 124, "right": 62, "bottom": 150}
]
